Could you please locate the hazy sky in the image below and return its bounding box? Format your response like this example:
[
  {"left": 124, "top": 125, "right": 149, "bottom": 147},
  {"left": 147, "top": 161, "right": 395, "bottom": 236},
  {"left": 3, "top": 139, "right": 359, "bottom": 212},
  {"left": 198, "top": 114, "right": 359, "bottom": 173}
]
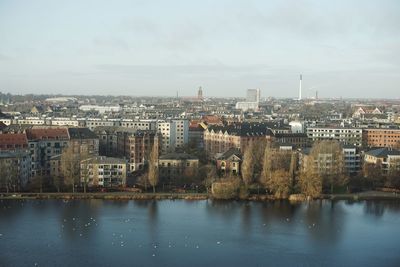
[{"left": 0, "top": 0, "right": 399, "bottom": 98}]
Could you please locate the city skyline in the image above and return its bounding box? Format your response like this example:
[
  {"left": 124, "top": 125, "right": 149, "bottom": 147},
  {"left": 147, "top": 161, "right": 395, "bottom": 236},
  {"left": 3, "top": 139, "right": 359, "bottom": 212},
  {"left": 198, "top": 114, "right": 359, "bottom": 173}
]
[{"left": 1, "top": 0, "right": 399, "bottom": 98}]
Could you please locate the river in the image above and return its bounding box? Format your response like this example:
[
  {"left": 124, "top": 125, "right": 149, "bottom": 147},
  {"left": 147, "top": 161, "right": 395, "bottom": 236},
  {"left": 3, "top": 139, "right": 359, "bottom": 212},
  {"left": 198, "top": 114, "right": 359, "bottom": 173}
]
[{"left": 0, "top": 199, "right": 399, "bottom": 267}]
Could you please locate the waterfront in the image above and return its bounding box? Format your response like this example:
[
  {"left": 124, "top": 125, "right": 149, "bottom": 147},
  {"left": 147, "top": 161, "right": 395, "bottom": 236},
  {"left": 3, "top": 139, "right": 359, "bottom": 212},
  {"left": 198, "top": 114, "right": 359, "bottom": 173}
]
[{"left": 1, "top": 200, "right": 400, "bottom": 267}]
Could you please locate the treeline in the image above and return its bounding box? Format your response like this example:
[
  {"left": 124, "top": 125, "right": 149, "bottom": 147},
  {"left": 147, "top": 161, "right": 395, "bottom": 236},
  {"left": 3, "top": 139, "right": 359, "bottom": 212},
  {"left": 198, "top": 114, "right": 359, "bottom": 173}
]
[{"left": 212, "top": 140, "right": 400, "bottom": 200}]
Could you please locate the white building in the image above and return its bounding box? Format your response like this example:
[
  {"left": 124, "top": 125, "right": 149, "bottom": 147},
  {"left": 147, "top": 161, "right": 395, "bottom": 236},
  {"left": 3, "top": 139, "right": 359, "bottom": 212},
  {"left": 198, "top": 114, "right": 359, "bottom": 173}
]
[
  {"left": 235, "top": 102, "right": 259, "bottom": 112},
  {"left": 306, "top": 127, "right": 363, "bottom": 147},
  {"left": 79, "top": 105, "right": 121, "bottom": 114},
  {"left": 50, "top": 117, "right": 79, "bottom": 127},
  {"left": 156, "top": 119, "right": 189, "bottom": 154}
]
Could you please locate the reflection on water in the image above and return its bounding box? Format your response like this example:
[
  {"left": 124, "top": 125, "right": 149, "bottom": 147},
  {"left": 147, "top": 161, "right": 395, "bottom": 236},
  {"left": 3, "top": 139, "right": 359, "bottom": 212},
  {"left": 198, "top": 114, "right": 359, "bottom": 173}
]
[{"left": 0, "top": 199, "right": 400, "bottom": 267}]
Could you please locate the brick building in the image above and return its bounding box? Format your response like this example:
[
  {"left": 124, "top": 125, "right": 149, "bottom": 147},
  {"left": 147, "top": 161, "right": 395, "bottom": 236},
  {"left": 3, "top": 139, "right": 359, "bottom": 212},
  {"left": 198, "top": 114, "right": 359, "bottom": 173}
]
[{"left": 362, "top": 128, "right": 400, "bottom": 148}]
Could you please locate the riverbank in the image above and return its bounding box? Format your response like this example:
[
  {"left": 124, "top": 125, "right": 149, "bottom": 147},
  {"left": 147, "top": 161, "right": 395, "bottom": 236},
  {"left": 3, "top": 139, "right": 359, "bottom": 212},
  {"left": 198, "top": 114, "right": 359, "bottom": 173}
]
[
  {"left": 0, "top": 192, "right": 209, "bottom": 200},
  {"left": 1, "top": 191, "right": 400, "bottom": 201}
]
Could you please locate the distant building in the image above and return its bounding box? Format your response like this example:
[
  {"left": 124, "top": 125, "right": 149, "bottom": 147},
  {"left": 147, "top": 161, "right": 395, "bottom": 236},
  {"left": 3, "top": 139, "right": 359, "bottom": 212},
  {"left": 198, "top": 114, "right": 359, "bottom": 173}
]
[
  {"left": 197, "top": 86, "right": 203, "bottom": 100},
  {"left": 246, "top": 89, "right": 260, "bottom": 102},
  {"left": 235, "top": 89, "right": 261, "bottom": 111}
]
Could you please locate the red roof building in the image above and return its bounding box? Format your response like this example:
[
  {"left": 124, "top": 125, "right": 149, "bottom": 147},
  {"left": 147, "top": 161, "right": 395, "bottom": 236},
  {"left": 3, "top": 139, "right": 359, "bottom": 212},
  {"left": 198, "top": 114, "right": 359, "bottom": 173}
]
[
  {"left": 26, "top": 128, "right": 70, "bottom": 141},
  {"left": 0, "top": 133, "right": 29, "bottom": 151}
]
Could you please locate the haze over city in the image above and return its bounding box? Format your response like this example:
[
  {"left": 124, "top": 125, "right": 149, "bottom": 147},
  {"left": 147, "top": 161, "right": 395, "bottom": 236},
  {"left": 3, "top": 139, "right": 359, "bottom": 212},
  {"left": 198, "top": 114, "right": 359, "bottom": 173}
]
[{"left": 1, "top": 0, "right": 399, "bottom": 98}]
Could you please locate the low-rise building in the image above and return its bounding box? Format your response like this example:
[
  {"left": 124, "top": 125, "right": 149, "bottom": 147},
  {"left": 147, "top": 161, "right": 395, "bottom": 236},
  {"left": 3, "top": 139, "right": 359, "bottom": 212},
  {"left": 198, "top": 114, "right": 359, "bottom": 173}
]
[
  {"left": 364, "top": 148, "right": 400, "bottom": 174},
  {"left": 216, "top": 148, "right": 242, "bottom": 175},
  {"left": 80, "top": 156, "right": 128, "bottom": 188},
  {"left": 159, "top": 152, "right": 199, "bottom": 182}
]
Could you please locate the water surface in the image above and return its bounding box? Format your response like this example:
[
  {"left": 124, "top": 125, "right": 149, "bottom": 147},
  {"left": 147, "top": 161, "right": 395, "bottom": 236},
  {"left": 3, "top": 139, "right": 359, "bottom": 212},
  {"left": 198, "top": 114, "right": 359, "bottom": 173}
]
[{"left": 0, "top": 199, "right": 399, "bottom": 267}]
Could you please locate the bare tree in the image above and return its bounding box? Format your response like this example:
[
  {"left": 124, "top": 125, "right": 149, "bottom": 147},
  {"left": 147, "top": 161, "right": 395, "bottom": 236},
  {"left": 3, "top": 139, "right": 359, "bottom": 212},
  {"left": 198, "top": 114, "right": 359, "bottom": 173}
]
[
  {"left": 309, "top": 140, "right": 347, "bottom": 193},
  {"left": 199, "top": 163, "right": 217, "bottom": 194},
  {"left": 148, "top": 142, "right": 159, "bottom": 193},
  {"left": 363, "top": 161, "right": 384, "bottom": 189},
  {"left": 241, "top": 141, "right": 255, "bottom": 187},
  {"left": 261, "top": 146, "right": 292, "bottom": 197},
  {"left": 61, "top": 146, "right": 79, "bottom": 193},
  {"left": 79, "top": 149, "right": 90, "bottom": 193},
  {"left": 299, "top": 151, "right": 322, "bottom": 198}
]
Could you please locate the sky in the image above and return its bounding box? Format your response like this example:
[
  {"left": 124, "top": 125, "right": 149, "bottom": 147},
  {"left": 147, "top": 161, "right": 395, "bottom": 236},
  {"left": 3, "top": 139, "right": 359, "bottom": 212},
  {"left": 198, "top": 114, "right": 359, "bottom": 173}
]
[{"left": 0, "top": 0, "right": 399, "bottom": 98}]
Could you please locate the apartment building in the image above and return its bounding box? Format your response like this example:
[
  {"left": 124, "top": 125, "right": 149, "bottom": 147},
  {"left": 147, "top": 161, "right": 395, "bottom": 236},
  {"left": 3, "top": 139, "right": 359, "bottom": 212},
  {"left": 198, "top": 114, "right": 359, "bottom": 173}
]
[
  {"left": 156, "top": 119, "right": 189, "bottom": 154},
  {"left": 362, "top": 128, "right": 400, "bottom": 148},
  {"left": 306, "top": 127, "right": 363, "bottom": 147},
  {"left": 0, "top": 151, "right": 31, "bottom": 189},
  {"left": 204, "top": 122, "right": 273, "bottom": 158},
  {"left": 68, "top": 127, "right": 99, "bottom": 155},
  {"left": 26, "top": 128, "right": 70, "bottom": 176},
  {"left": 80, "top": 156, "right": 128, "bottom": 187}
]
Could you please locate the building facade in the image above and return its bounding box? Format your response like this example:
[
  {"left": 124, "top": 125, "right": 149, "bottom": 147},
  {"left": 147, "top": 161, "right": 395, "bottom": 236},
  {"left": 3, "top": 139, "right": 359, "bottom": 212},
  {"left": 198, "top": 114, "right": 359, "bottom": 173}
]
[
  {"left": 362, "top": 128, "right": 400, "bottom": 148},
  {"left": 306, "top": 127, "right": 363, "bottom": 147},
  {"left": 80, "top": 156, "right": 128, "bottom": 187}
]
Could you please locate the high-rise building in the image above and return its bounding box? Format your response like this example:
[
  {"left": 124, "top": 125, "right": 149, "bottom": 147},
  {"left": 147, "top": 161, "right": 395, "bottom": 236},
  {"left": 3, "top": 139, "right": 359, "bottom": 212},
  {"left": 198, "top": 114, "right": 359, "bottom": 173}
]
[
  {"left": 246, "top": 89, "right": 260, "bottom": 103},
  {"left": 197, "top": 86, "right": 203, "bottom": 100}
]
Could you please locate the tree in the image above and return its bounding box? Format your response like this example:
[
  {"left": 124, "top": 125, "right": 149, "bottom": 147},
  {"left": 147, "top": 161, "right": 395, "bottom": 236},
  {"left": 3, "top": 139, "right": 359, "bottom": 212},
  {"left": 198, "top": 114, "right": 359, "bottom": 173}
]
[
  {"left": 199, "top": 164, "right": 217, "bottom": 194},
  {"left": 387, "top": 159, "right": 400, "bottom": 189},
  {"left": 267, "top": 170, "right": 292, "bottom": 198},
  {"left": 261, "top": 145, "right": 293, "bottom": 197},
  {"left": 299, "top": 160, "right": 322, "bottom": 198},
  {"left": 148, "top": 142, "right": 159, "bottom": 193},
  {"left": 0, "top": 159, "right": 9, "bottom": 192},
  {"left": 260, "top": 143, "right": 272, "bottom": 185},
  {"left": 61, "top": 146, "right": 80, "bottom": 193},
  {"left": 79, "top": 149, "right": 90, "bottom": 193},
  {"left": 241, "top": 142, "right": 255, "bottom": 186},
  {"left": 309, "top": 140, "right": 347, "bottom": 193},
  {"left": 289, "top": 152, "right": 298, "bottom": 189},
  {"left": 363, "top": 160, "right": 384, "bottom": 189},
  {"left": 0, "top": 159, "right": 18, "bottom": 193}
]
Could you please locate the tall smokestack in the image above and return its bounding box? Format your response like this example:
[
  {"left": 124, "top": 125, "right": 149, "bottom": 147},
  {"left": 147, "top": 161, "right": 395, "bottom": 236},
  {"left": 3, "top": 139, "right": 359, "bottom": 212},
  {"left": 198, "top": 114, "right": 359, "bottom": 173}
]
[{"left": 299, "top": 74, "right": 302, "bottom": 100}]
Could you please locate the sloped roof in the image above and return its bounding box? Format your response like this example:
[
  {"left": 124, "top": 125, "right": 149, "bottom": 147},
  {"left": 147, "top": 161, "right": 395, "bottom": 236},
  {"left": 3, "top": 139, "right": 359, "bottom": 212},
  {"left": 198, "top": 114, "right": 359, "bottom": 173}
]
[
  {"left": 217, "top": 148, "right": 242, "bottom": 161},
  {"left": 26, "top": 128, "right": 69, "bottom": 140},
  {"left": 365, "top": 148, "right": 400, "bottom": 158},
  {"left": 68, "top": 128, "right": 98, "bottom": 139},
  {"left": 0, "top": 133, "right": 28, "bottom": 147},
  {"left": 159, "top": 152, "right": 198, "bottom": 160},
  {"left": 207, "top": 122, "right": 272, "bottom": 137}
]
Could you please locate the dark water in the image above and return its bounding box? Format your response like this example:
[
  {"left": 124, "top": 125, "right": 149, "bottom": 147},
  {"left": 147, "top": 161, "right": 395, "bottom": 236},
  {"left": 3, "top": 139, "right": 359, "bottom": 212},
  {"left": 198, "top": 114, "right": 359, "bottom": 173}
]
[{"left": 1, "top": 199, "right": 400, "bottom": 267}]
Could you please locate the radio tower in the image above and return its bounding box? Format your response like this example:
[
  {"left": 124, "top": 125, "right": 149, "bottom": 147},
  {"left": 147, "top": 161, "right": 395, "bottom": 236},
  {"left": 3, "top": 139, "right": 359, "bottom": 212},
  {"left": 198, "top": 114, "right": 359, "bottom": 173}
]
[{"left": 298, "top": 74, "right": 302, "bottom": 100}]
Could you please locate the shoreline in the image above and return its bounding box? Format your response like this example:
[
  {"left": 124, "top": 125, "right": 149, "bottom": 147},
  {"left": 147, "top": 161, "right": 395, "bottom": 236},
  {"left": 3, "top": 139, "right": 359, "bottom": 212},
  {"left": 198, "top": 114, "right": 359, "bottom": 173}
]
[{"left": 1, "top": 191, "right": 400, "bottom": 201}]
